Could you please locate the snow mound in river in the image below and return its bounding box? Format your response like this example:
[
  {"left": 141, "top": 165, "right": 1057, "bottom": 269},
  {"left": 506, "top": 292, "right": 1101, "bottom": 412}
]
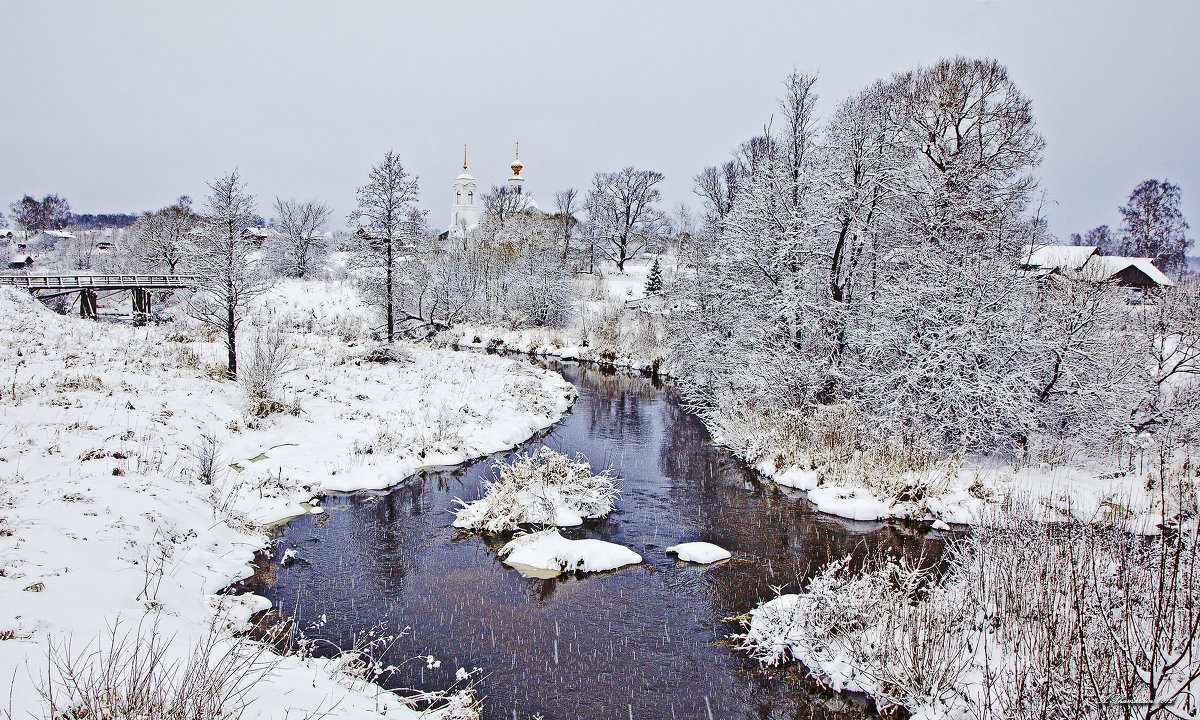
[
  {"left": 666, "top": 541, "right": 731, "bottom": 564},
  {"left": 500, "top": 529, "right": 642, "bottom": 574}
]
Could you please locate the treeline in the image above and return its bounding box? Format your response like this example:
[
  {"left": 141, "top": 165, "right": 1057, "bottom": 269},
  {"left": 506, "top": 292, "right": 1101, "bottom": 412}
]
[{"left": 71, "top": 213, "right": 138, "bottom": 228}]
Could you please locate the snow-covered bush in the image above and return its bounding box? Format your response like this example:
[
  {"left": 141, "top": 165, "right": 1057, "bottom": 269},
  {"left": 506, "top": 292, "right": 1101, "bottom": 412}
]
[
  {"left": 238, "top": 327, "right": 297, "bottom": 418},
  {"left": 453, "top": 447, "right": 619, "bottom": 532}
]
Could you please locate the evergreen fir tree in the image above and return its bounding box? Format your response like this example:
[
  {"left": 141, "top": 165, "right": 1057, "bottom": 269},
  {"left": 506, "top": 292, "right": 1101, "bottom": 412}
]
[{"left": 645, "top": 257, "right": 663, "bottom": 294}]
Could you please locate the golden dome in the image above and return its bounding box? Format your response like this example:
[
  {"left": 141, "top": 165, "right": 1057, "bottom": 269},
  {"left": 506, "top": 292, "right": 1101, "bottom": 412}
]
[{"left": 510, "top": 141, "right": 522, "bottom": 176}]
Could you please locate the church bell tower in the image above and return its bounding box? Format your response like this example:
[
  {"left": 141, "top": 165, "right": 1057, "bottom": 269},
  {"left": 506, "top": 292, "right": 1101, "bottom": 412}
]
[{"left": 450, "top": 144, "right": 479, "bottom": 234}]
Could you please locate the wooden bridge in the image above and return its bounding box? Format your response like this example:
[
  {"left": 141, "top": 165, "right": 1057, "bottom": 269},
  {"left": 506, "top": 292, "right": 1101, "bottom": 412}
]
[{"left": 0, "top": 275, "right": 201, "bottom": 318}]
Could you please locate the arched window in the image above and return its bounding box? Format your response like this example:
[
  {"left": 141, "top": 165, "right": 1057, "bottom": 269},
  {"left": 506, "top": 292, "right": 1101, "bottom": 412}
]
[
  {"left": 468, "top": 191, "right": 473, "bottom": 203},
  {"left": 455, "top": 212, "right": 460, "bottom": 225},
  {"left": 457, "top": 191, "right": 461, "bottom": 203}
]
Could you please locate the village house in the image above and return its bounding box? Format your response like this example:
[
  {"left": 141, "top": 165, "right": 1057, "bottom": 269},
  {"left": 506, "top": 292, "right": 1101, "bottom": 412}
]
[{"left": 1019, "top": 244, "right": 1175, "bottom": 289}]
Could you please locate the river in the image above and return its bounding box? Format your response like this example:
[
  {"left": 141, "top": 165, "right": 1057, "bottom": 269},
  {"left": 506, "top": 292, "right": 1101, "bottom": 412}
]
[{"left": 243, "top": 360, "right": 944, "bottom": 719}]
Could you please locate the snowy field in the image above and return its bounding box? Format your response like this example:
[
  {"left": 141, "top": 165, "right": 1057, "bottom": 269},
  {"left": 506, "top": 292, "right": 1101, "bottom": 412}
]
[{"left": 0, "top": 280, "right": 574, "bottom": 719}]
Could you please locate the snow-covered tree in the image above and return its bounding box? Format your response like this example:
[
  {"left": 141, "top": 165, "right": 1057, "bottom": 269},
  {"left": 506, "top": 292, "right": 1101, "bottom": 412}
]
[
  {"left": 481, "top": 184, "right": 530, "bottom": 229},
  {"left": 187, "top": 170, "right": 268, "bottom": 379},
  {"left": 8, "top": 193, "right": 71, "bottom": 239},
  {"left": 552, "top": 187, "right": 580, "bottom": 261},
  {"left": 126, "top": 196, "right": 197, "bottom": 273},
  {"left": 349, "top": 150, "right": 420, "bottom": 343},
  {"left": 645, "top": 257, "right": 663, "bottom": 295},
  {"left": 269, "top": 197, "right": 330, "bottom": 278}
]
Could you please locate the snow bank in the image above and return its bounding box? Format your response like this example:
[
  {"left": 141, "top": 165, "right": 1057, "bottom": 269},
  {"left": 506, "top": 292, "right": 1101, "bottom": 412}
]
[
  {"left": 760, "top": 455, "right": 1172, "bottom": 534},
  {"left": 499, "top": 529, "right": 642, "bottom": 574},
  {"left": 0, "top": 280, "right": 573, "bottom": 720},
  {"left": 666, "top": 541, "right": 731, "bottom": 564},
  {"left": 453, "top": 447, "right": 618, "bottom": 532}
]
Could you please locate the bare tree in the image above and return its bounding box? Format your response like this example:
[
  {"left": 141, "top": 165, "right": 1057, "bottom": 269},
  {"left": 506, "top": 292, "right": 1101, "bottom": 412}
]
[
  {"left": 127, "top": 196, "right": 197, "bottom": 273},
  {"left": 693, "top": 162, "right": 738, "bottom": 227},
  {"left": 586, "top": 166, "right": 667, "bottom": 271},
  {"left": 188, "top": 170, "right": 268, "bottom": 379},
  {"left": 349, "top": 150, "right": 420, "bottom": 343},
  {"left": 1120, "top": 179, "right": 1193, "bottom": 275},
  {"left": 481, "top": 184, "right": 530, "bottom": 229},
  {"left": 552, "top": 188, "right": 580, "bottom": 261},
  {"left": 8, "top": 193, "right": 71, "bottom": 240},
  {"left": 269, "top": 197, "right": 330, "bottom": 278}
]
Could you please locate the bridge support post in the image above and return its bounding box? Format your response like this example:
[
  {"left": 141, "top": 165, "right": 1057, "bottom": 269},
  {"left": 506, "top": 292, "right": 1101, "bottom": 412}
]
[
  {"left": 79, "top": 289, "right": 97, "bottom": 319},
  {"left": 132, "top": 289, "right": 151, "bottom": 315}
]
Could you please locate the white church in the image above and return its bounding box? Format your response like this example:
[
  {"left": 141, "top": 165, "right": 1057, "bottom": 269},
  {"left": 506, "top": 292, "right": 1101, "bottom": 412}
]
[{"left": 448, "top": 143, "right": 536, "bottom": 237}]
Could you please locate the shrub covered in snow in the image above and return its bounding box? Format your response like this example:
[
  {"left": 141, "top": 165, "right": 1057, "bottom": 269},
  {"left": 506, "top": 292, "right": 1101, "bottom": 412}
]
[{"left": 452, "top": 447, "right": 619, "bottom": 532}]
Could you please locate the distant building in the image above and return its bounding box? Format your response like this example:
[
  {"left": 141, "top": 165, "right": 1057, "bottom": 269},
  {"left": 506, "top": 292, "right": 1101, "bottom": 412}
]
[
  {"left": 8, "top": 254, "right": 33, "bottom": 270},
  {"left": 448, "top": 142, "right": 539, "bottom": 239},
  {"left": 241, "top": 227, "right": 273, "bottom": 246},
  {"left": 1019, "top": 244, "right": 1174, "bottom": 289}
]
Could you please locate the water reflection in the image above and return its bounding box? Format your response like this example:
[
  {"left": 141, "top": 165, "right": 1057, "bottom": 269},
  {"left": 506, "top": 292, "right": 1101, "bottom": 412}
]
[{"left": 248, "top": 361, "right": 944, "bottom": 719}]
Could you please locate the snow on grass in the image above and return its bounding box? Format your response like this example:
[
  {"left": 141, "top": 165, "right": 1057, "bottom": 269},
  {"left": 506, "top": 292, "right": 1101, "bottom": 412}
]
[
  {"left": 0, "top": 279, "right": 573, "bottom": 720},
  {"left": 499, "top": 529, "right": 642, "bottom": 575},
  {"left": 452, "top": 447, "right": 618, "bottom": 532},
  {"left": 665, "top": 541, "right": 730, "bottom": 564}
]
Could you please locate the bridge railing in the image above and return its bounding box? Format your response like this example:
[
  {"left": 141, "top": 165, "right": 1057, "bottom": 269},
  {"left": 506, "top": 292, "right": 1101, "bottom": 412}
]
[{"left": 0, "top": 275, "right": 203, "bottom": 290}]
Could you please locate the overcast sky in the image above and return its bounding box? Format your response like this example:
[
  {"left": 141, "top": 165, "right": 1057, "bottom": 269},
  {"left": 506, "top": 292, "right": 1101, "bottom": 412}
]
[{"left": 3, "top": 1, "right": 1197, "bottom": 243}]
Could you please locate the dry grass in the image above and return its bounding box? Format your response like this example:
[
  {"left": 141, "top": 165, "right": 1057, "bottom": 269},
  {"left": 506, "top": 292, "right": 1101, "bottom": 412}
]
[{"left": 37, "top": 615, "right": 278, "bottom": 720}]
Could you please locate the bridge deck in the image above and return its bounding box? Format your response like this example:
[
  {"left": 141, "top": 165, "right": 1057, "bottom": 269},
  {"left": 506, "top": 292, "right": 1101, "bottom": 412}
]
[{"left": 0, "top": 275, "right": 200, "bottom": 292}]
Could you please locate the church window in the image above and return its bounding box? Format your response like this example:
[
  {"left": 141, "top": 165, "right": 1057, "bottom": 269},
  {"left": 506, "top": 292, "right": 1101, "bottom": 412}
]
[
  {"left": 468, "top": 191, "right": 473, "bottom": 203},
  {"left": 457, "top": 191, "right": 461, "bottom": 203}
]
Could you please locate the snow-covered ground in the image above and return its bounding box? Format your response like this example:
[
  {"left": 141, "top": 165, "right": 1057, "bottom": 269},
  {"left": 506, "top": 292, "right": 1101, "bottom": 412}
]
[{"left": 0, "top": 279, "right": 574, "bottom": 719}]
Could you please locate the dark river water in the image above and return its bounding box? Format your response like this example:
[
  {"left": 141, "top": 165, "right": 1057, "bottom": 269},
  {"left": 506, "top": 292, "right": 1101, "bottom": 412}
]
[{"left": 245, "top": 360, "right": 945, "bottom": 719}]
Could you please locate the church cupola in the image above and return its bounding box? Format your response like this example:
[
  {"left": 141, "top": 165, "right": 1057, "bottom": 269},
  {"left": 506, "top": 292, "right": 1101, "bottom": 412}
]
[{"left": 507, "top": 142, "right": 525, "bottom": 195}]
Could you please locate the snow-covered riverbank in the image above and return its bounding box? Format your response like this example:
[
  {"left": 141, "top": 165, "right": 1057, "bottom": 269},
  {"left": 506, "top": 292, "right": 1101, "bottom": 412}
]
[{"left": 0, "top": 281, "right": 574, "bottom": 720}]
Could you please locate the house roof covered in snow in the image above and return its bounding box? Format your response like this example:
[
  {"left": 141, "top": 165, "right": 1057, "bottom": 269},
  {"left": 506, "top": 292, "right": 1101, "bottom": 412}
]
[
  {"left": 1019, "top": 244, "right": 1098, "bottom": 272},
  {"left": 1090, "top": 256, "right": 1175, "bottom": 287}
]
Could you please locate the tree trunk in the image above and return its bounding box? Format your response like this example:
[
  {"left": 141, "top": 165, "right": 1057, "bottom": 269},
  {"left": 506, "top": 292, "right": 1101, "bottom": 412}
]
[
  {"left": 226, "top": 304, "right": 237, "bottom": 379},
  {"left": 385, "top": 238, "right": 394, "bottom": 343}
]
